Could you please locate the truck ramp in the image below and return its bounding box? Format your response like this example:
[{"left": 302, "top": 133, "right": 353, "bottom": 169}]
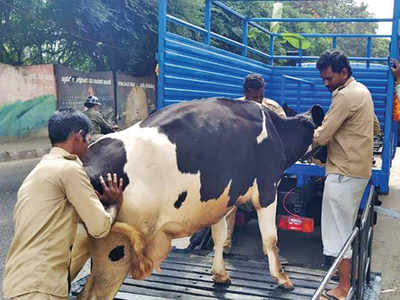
[{"left": 71, "top": 249, "right": 335, "bottom": 299}]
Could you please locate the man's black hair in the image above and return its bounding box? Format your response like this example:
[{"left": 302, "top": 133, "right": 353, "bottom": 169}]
[
  {"left": 316, "top": 50, "right": 353, "bottom": 77},
  {"left": 48, "top": 108, "right": 92, "bottom": 145},
  {"left": 243, "top": 73, "right": 265, "bottom": 92}
]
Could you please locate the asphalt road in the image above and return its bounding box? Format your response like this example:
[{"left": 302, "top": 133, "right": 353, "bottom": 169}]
[{"left": 0, "top": 158, "right": 40, "bottom": 299}]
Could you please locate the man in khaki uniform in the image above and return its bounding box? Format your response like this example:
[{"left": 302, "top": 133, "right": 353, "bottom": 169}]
[
  {"left": 223, "top": 73, "right": 287, "bottom": 254},
  {"left": 237, "top": 73, "right": 287, "bottom": 118},
  {"left": 3, "top": 109, "right": 124, "bottom": 300},
  {"left": 313, "top": 50, "right": 374, "bottom": 300},
  {"left": 83, "top": 95, "right": 117, "bottom": 142}
]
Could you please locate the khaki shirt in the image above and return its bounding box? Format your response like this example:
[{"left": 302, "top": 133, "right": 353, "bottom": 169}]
[
  {"left": 3, "top": 147, "right": 112, "bottom": 298},
  {"left": 83, "top": 108, "right": 114, "bottom": 135},
  {"left": 237, "top": 97, "right": 287, "bottom": 118},
  {"left": 314, "top": 77, "right": 374, "bottom": 178}
]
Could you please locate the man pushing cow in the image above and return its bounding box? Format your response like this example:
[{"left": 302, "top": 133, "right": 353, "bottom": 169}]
[{"left": 3, "top": 109, "right": 124, "bottom": 300}]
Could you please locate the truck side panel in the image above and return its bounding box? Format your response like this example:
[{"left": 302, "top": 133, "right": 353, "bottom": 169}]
[
  {"left": 159, "top": 32, "right": 273, "bottom": 106},
  {"left": 269, "top": 66, "right": 389, "bottom": 129}
]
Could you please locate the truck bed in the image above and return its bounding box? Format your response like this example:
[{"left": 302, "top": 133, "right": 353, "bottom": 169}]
[{"left": 71, "top": 248, "right": 335, "bottom": 299}]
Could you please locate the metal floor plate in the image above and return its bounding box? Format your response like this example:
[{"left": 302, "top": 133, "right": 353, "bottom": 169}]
[{"left": 109, "top": 249, "right": 335, "bottom": 299}]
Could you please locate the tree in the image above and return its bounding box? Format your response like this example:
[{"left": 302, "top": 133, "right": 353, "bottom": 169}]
[
  {"left": 0, "top": 0, "right": 391, "bottom": 74},
  {"left": 208, "top": 0, "right": 390, "bottom": 65},
  {"left": 45, "top": 0, "right": 158, "bottom": 74},
  {"left": 0, "top": 0, "right": 159, "bottom": 75}
]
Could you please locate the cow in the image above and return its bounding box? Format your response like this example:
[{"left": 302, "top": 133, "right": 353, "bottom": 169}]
[{"left": 75, "top": 97, "right": 324, "bottom": 299}]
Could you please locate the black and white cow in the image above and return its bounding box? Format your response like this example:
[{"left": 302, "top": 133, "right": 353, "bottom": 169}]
[{"left": 77, "top": 98, "right": 324, "bottom": 299}]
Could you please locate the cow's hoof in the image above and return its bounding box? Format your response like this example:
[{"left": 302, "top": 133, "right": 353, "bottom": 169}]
[
  {"left": 278, "top": 280, "right": 294, "bottom": 291},
  {"left": 213, "top": 278, "right": 231, "bottom": 286},
  {"left": 212, "top": 274, "right": 231, "bottom": 286}
]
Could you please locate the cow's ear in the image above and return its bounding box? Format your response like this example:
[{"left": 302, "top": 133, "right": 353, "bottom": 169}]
[
  {"left": 282, "top": 103, "right": 297, "bottom": 117},
  {"left": 311, "top": 105, "right": 324, "bottom": 127}
]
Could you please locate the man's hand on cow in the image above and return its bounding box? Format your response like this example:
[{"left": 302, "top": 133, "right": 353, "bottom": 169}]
[{"left": 98, "top": 173, "right": 124, "bottom": 208}]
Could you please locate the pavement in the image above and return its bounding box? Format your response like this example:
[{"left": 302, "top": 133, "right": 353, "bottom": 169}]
[{"left": 0, "top": 137, "right": 51, "bottom": 162}]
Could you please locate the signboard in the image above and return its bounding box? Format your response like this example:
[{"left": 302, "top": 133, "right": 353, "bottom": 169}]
[
  {"left": 55, "top": 65, "right": 115, "bottom": 121},
  {"left": 116, "top": 73, "right": 156, "bottom": 128}
]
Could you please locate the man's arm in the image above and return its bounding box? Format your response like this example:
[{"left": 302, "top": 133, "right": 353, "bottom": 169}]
[
  {"left": 63, "top": 165, "right": 123, "bottom": 238},
  {"left": 313, "top": 93, "right": 350, "bottom": 146},
  {"left": 97, "top": 114, "right": 115, "bottom": 134}
]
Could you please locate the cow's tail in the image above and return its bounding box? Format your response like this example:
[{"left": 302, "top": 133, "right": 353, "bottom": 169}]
[{"left": 111, "top": 222, "right": 153, "bottom": 280}]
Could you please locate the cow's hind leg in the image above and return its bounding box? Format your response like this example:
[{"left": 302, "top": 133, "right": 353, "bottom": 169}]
[
  {"left": 78, "top": 231, "right": 133, "bottom": 300},
  {"left": 211, "top": 217, "right": 231, "bottom": 284},
  {"left": 256, "top": 196, "right": 294, "bottom": 290}
]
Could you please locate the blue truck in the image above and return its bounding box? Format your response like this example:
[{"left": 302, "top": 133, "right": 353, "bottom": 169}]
[
  {"left": 72, "top": 0, "right": 398, "bottom": 299},
  {"left": 155, "top": 0, "right": 397, "bottom": 299}
]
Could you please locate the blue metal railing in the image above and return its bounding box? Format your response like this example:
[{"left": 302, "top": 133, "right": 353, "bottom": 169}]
[
  {"left": 312, "top": 181, "right": 376, "bottom": 300},
  {"left": 165, "top": 0, "right": 396, "bottom": 68},
  {"left": 158, "top": 0, "right": 400, "bottom": 193},
  {"left": 249, "top": 17, "right": 393, "bottom": 23}
]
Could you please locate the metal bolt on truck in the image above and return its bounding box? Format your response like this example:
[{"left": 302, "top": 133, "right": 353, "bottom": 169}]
[{"left": 71, "top": 0, "right": 400, "bottom": 299}]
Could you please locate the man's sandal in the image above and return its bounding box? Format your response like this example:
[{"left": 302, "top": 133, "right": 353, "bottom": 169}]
[{"left": 320, "top": 289, "right": 344, "bottom": 300}]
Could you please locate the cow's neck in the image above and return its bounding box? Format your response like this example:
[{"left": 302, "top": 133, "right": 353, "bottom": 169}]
[{"left": 269, "top": 113, "right": 312, "bottom": 168}]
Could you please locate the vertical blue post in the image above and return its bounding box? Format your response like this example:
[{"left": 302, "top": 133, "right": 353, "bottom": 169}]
[
  {"left": 204, "top": 0, "right": 211, "bottom": 45},
  {"left": 332, "top": 37, "right": 337, "bottom": 49},
  {"left": 280, "top": 76, "right": 285, "bottom": 104},
  {"left": 269, "top": 35, "right": 275, "bottom": 65},
  {"left": 366, "top": 37, "right": 372, "bottom": 68},
  {"left": 242, "top": 19, "right": 248, "bottom": 56},
  {"left": 382, "top": 0, "right": 400, "bottom": 191},
  {"left": 157, "top": 0, "right": 167, "bottom": 110}
]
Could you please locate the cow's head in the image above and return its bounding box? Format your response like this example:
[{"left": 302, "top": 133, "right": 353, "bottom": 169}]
[
  {"left": 302, "top": 104, "right": 325, "bottom": 129},
  {"left": 297, "top": 105, "right": 327, "bottom": 163},
  {"left": 273, "top": 104, "right": 325, "bottom": 167}
]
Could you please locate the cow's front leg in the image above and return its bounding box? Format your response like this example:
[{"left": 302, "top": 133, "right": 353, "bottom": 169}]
[
  {"left": 78, "top": 232, "right": 132, "bottom": 300},
  {"left": 145, "top": 221, "right": 189, "bottom": 274},
  {"left": 211, "top": 217, "right": 231, "bottom": 284},
  {"left": 256, "top": 195, "right": 294, "bottom": 290}
]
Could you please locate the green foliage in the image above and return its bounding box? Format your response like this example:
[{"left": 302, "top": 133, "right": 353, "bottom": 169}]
[
  {"left": 281, "top": 33, "right": 311, "bottom": 50},
  {"left": 209, "top": 0, "right": 390, "bottom": 65},
  {"left": 0, "top": 0, "right": 158, "bottom": 75},
  {"left": 0, "top": 0, "right": 391, "bottom": 74}
]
